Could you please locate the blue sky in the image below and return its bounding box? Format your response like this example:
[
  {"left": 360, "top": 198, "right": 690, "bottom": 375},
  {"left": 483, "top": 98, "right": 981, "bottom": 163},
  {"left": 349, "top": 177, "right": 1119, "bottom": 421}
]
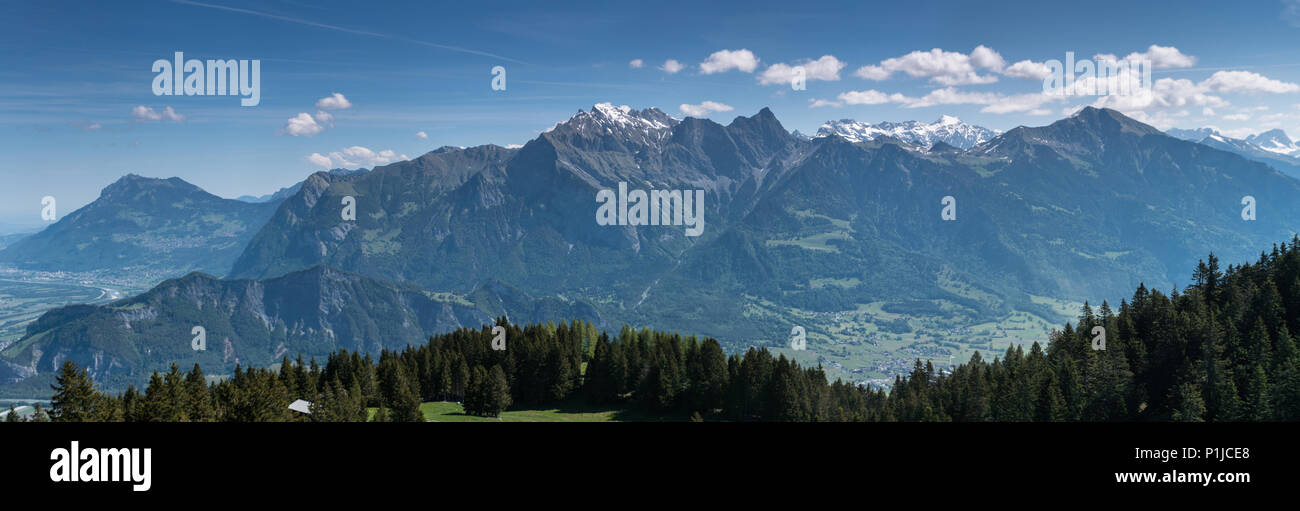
[{"left": 5, "top": 0, "right": 1300, "bottom": 229}]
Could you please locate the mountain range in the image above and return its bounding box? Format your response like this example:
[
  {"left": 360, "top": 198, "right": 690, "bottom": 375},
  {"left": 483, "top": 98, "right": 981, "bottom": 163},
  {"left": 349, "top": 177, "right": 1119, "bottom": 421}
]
[
  {"left": 5, "top": 105, "right": 1300, "bottom": 392},
  {"left": 1167, "top": 127, "right": 1300, "bottom": 179},
  {"left": 0, "top": 265, "right": 597, "bottom": 387},
  {"left": 0, "top": 175, "right": 280, "bottom": 277},
  {"left": 814, "top": 116, "right": 1000, "bottom": 149}
]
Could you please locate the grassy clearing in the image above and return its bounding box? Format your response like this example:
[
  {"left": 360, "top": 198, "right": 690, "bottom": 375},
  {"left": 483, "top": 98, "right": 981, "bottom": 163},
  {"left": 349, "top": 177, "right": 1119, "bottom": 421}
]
[{"left": 366, "top": 401, "right": 682, "bottom": 422}]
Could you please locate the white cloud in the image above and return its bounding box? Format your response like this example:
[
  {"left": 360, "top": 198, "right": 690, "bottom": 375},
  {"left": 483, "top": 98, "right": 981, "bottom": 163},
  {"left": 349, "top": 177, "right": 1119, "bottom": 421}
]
[
  {"left": 1003, "top": 60, "right": 1053, "bottom": 80},
  {"left": 315, "top": 92, "right": 353, "bottom": 110},
  {"left": 284, "top": 112, "right": 326, "bottom": 136},
  {"left": 660, "top": 59, "right": 684, "bottom": 74},
  {"left": 131, "top": 105, "right": 184, "bottom": 122},
  {"left": 1121, "top": 45, "right": 1197, "bottom": 69},
  {"left": 758, "top": 55, "right": 845, "bottom": 85},
  {"left": 1201, "top": 70, "right": 1300, "bottom": 94},
  {"left": 309, "top": 146, "right": 409, "bottom": 169},
  {"left": 679, "top": 101, "right": 734, "bottom": 116},
  {"left": 852, "top": 47, "right": 999, "bottom": 85},
  {"left": 1222, "top": 113, "right": 1251, "bottom": 121},
  {"left": 1090, "top": 77, "right": 1228, "bottom": 112},
  {"left": 505, "top": 143, "right": 524, "bottom": 149},
  {"left": 978, "top": 92, "right": 1060, "bottom": 114},
  {"left": 628, "top": 59, "right": 644, "bottom": 68},
  {"left": 808, "top": 98, "right": 842, "bottom": 108},
  {"left": 970, "top": 45, "right": 1006, "bottom": 71},
  {"left": 416, "top": 131, "right": 428, "bottom": 139},
  {"left": 307, "top": 153, "right": 333, "bottom": 168},
  {"left": 699, "top": 49, "right": 759, "bottom": 74},
  {"left": 854, "top": 65, "right": 890, "bottom": 81},
  {"left": 313, "top": 110, "right": 334, "bottom": 127},
  {"left": 837, "top": 89, "right": 905, "bottom": 105}
]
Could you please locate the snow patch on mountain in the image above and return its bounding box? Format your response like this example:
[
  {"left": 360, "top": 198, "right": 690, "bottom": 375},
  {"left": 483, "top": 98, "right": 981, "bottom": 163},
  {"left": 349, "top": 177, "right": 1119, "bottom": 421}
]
[
  {"left": 546, "top": 103, "right": 679, "bottom": 148},
  {"left": 1247, "top": 129, "right": 1300, "bottom": 156},
  {"left": 814, "top": 116, "right": 1000, "bottom": 149}
]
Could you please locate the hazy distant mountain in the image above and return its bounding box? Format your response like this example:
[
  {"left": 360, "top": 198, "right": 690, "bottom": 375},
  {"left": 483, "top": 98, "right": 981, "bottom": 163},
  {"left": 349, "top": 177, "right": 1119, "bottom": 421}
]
[
  {"left": 1165, "top": 127, "right": 1220, "bottom": 141},
  {"left": 0, "top": 175, "right": 279, "bottom": 277},
  {"left": 1246, "top": 129, "right": 1300, "bottom": 156},
  {"left": 234, "top": 168, "right": 370, "bottom": 203},
  {"left": 0, "top": 265, "right": 598, "bottom": 389},
  {"left": 1166, "top": 127, "right": 1300, "bottom": 179},
  {"left": 0, "top": 231, "right": 33, "bottom": 250},
  {"left": 815, "top": 116, "right": 1000, "bottom": 149}
]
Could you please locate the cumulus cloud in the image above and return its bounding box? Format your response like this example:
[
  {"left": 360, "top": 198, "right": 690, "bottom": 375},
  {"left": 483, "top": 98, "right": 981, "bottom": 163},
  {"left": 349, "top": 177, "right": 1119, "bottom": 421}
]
[
  {"left": 1103, "top": 44, "right": 1197, "bottom": 69},
  {"left": 313, "top": 110, "right": 334, "bottom": 127},
  {"left": 758, "top": 55, "right": 845, "bottom": 85},
  {"left": 1088, "top": 69, "right": 1299, "bottom": 117},
  {"left": 284, "top": 112, "right": 326, "bottom": 136},
  {"left": 679, "top": 101, "right": 734, "bottom": 116},
  {"left": 284, "top": 110, "right": 341, "bottom": 137},
  {"left": 315, "top": 92, "right": 353, "bottom": 110},
  {"left": 1201, "top": 71, "right": 1300, "bottom": 94},
  {"left": 307, "top": 153, "right": 333, "bottom": 168},
  {"left": 628, "top": 59, "right": 644, "bottom": 68},
  {"left": 416, "top": 131, "right": 429, "bottom": 139},
  {"left": 1003, "top": 60, "right": 1053, "bottom": 80},
  {"left": 837, "top": 89, "right": 906, "bottom": 105},
  {"left": 969, "top": 45, "right": 1006, "bottom": 71},
  {"left": 853, "top": 47, "right": 1000, "bottom": 85},
  {"left": 660, "top": 59, "right": 684, "bottom": 74},
  {"left": 1090, "top": 77, "right": 1228, "bottom": 112},
  {"left": 131, "top": 105, "right": 185, "bottom": 122},
  {"left": 699, "top": 49, "right": 759, "bottom": 74},
  {"left": 308, "top": 146, "right": 409, "bottom": 168}
]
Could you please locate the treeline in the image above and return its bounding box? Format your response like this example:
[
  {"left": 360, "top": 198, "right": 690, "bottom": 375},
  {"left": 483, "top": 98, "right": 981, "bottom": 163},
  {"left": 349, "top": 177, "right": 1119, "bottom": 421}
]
[
  {"left": 9, "top": 238, "right": 1300, "bottom": 422},
  {"left": 882, "top": 238, "right": 1300, "bottom": 422}
]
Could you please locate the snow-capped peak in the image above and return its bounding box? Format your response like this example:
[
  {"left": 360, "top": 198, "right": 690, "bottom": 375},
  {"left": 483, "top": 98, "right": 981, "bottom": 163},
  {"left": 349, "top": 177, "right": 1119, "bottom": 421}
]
[
  {"left": 545, "top": 103, "right": 680, "bottom": 148},
  {"left": 1247, "top": 129, "right": 1300, "bottom": 156},
  {"left": 814, "top": 116, "right": 999, "bottom": 149}
]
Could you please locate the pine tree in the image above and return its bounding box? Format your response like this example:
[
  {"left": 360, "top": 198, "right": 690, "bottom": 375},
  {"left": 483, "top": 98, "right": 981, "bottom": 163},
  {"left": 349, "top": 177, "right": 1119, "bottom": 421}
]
[
  {"left": 50, "top": 361, "right": 106, "bottom": 422},
  {"left": 30, "top": 403, "right": 50, "bottom": 422},
  {"left": 1169, "top": 381, "right": 1207, "bottom": 422},
  {"left": 484, "top": 365, "right": 512, "bottom": 417},
  {"left": 185, "top": 364, "right": 214, "bottom": 422}
]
